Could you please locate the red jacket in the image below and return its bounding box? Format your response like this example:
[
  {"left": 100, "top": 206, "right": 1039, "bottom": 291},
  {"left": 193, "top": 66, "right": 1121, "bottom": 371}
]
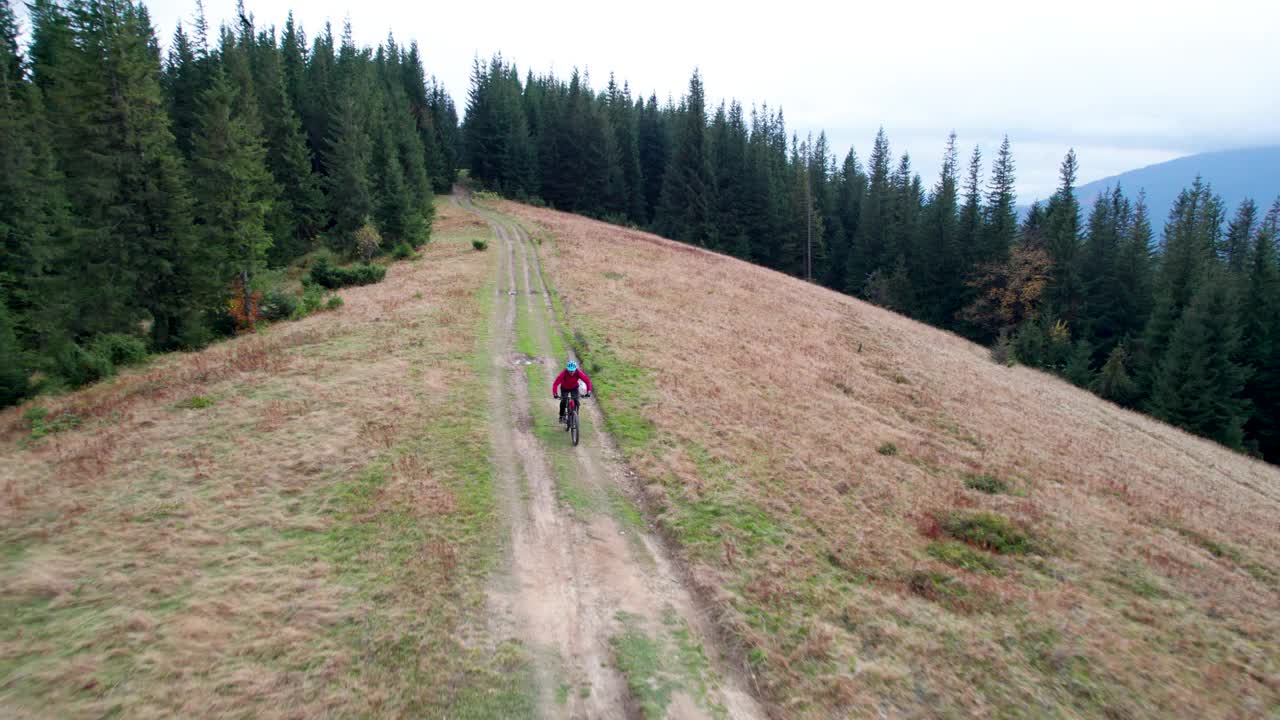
[{"left": 553, "top": 368, "right": 592, "bottom": 394}]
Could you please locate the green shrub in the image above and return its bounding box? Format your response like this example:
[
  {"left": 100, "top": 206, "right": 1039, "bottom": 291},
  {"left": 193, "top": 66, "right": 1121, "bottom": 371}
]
[
  {"left": 907, "top": 570, "right": 970, "bottom": 602},
  {"left": 309, "top": 255, "right": 386, "bottom": 289},
  {"left": 325, "top": 295, "right": 344, "bottom": 311},
  {"left": 0, "top": 360, "right": 26, "bottom": 407},
  {"left": 200, "top": 306, "right": 238, "bottom": 344},
  {"left": 943, "top": 512, "right": 1036, "bottom": 554},
  {"left": 0, "top": 305, "right": 30, "bottom": 406},
  {"left": 355, "top": 223, "right": 382, "bottom": 262},
  {"left": 89, "top": 333, "right": 148, "bottom": 367},
  {"left": 472, "top": 238, "right": 489, "bottom": 251},
  {"left": 965, "top": 473, "right": 1011, "bottom": 495},
  {"left": 177, "top": 395, "right": 214, "bottom": 410},
  {"left": 877, "top": 442, "right": 898, "bottom": 456},
  {"left": 392, "top": 242, "right": 415, "bottom": 260},
  {"left": 298, "top": 281, "right": 326, "bottom": 316},
  {"left": 927, "top": 541, "right": 1004, "bottom": 575},
  {"left": 26, "top": 406, "right": 83, "bottom": 438},
  {"left": 991, "top": 328, "right": 1016, "bottom": 366},
  {"left": 259, "top": 289, "right": 299, "bottom": 321},
  {"left": 54, "top": 342, "right": 114, "bottom": 388}
]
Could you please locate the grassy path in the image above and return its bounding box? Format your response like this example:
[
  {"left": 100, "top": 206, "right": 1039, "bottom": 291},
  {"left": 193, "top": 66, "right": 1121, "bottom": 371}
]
[{"left": 461, "top": 192, "right": 763, "bottom": 720}]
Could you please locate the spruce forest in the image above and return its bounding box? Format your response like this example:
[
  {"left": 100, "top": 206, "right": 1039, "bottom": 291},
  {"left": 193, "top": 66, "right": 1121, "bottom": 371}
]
[
  {"left": 0, "top": 0, "right": 458, "bottom": 403},
  {"left": 2, "top": 1, "right": 1278, "bottom": 465},
  {"left": 462, "top": 58, "right": 1280, "bottom": 463}
]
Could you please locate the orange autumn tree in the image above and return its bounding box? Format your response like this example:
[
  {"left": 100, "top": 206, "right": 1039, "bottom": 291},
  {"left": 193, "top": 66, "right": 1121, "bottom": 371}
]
[{"left": 960, "top": 243, "right": 1052, "bottom": 339}]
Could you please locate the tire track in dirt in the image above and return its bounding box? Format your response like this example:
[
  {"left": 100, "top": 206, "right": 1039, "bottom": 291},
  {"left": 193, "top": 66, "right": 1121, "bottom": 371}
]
[{"left": 463, "top": 192, "right": 765, "bottom": 720}]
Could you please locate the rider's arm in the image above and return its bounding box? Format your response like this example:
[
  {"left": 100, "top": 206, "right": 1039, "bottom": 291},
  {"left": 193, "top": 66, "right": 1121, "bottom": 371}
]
[
  {"left": 552, "top": 371, "right": 564, "bottom": 397},
  {"left": 578, "top": 370, "right": 593, "bottom": 393}
]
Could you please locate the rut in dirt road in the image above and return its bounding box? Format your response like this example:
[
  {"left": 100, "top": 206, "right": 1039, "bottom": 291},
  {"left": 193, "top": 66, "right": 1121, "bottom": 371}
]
[{"left": 461, "top": 193, "right": 765, "bottom": 720}]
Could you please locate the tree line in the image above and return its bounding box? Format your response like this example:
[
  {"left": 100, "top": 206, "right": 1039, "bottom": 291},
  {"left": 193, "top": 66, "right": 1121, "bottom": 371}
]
[
  {"left": 0, "top": 0, "right": 458, "bottom": 406},
  {"left": 462, "top": 59, "right": 1280, "bottom": 463}
]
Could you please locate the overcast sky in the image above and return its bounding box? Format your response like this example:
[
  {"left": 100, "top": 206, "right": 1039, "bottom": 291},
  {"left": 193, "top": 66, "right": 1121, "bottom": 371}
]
[{"left": 20, "top": 0, "right": 1280, "bottom": 200}]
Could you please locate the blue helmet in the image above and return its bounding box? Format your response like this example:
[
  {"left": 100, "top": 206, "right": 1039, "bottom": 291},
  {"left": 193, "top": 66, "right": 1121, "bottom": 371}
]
[{"left": 566, "top": 360, "right": 578, "bottom": 372}]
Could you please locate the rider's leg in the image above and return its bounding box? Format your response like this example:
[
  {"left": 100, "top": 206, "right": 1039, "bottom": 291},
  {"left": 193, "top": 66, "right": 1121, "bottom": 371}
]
[{"left": 559, "top": 393, "right": 568, "bottom": 419}]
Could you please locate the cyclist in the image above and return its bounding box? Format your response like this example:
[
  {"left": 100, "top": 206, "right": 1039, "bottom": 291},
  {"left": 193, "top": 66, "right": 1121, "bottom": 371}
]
[{"left": 553, "top": 360, "right": 593, "bottom": 422}]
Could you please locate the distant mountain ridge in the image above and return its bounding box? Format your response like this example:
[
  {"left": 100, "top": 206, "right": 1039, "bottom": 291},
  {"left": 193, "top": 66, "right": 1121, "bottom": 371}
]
[{"left": 1025, "top": 146, "right": 1280, "bottom": 223}]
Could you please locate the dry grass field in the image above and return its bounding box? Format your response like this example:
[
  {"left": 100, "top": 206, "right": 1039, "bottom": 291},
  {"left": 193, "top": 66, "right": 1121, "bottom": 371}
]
[
  {"left": 0, "top": 201, "right": 535, "bottom": 718},
  {"left": 501, "top": 199, "right": 1280, "bottom": 719}
]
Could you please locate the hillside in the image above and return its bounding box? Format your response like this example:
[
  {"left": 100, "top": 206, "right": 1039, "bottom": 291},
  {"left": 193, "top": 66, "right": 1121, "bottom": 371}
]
[
  {"left": 499, "top": 198, "right": 1280, "bottom": 718},
  {"left": 3, "top": 192, "right": 1279, "bottom": 719},
  {"left": 1029, "top": 146, "right": 1280, "bottom": 219},
  {"left": 0, "top": 208, "right": 539, "bottom": 718}
]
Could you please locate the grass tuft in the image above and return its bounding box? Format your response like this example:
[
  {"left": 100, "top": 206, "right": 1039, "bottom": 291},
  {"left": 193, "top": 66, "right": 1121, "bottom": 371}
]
[
  {"left": 611, "top": 614, "right": 675, "bottom": 720},
  {"left": 926, "top": 540, "right": 1004, "bottom": 575},
  {"left": 24, "top": 406, "right": 83, "bottom": 438},
  {"left": 877, "top": 441, "right": 898, "bottom": 456},
  {"left": 943, "top": 512, "right": 1037, "bottom": 554},
  {"left": 964, "top": 473, "right": 1011, "bottom": 495},
  {"left": 176, "top": 395, "right": 214, "bottom": 410}
]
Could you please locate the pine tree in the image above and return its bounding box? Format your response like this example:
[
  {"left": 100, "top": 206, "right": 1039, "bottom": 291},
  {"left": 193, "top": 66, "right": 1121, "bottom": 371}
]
[
  {"left": 808, "top": 132, "right": 837, "bottom": 282},
  {"left": 825, "top": 148, "right": 863, "bottom": 292},
  {"left": 190, "top": 69, "right": 275, "bottom": 326},
  {"left": 1064, "top": 338, "right": 1095, "bottom": 387},
  {"left": 323, "top": 94, "right": 372, "bottom": 251},
  {"left": 370, "top": 101, "right": 416, "bottom": 246},
  {"left": 1080, "top": 186, "right": 1136, "bottom": 357},
  {"left": 954, "top": 144, "right": 985, "bottom": 333},
  {"left": 1138, "top": 178, "right": 1224, "bottom": 390},
  {"left": 1222, "top": 199, "right": 1257, "bottom": 276},
  {"left": 655, "top": 70, "right": 716, "bottom": 246},
  {"left": 0, "top": 299, "right": 26, "bottom": 404},
  {"left": 163, "top": 22, "right": 204, "bottom": 157},
  {"left": 1043, "top": 150, "right": 1083, "bottom": 322},
  {"left": 301, "top": 22, "right": 336, "bottom": 173},
  {"left": 1241, "top": 201, "right": 1280, "bottom": 459},
  {"left": 847, "top": 128, "right": 891, "bottom": 293},
  {"left": 1149, "top": 272, "right": 1251, "bottom": 449},
  {"left": 917, "top": 132, "right": 961, "bottom": 325},
  {"left": 426, "top": 75, "right": 461, "bottom": 191},
  {"left": 52, "top": 0, "right": 204, "bottom": 348},
  {"left": 1, "top": 2, "right": 73, "bottom": 355},
  {"left": 710, "top": 101, "right": 750, "bottom": 258},
  {"left": 637, "top": 93, "right": 666, "bottom": 224},
  {"left": 250, "top": 26, "right": 323, "bottom": 263},
  {"left": 1091, "top": 342, "right": 1139, "bottom": 405},
  {"left": 980, "top": 135, "right": 1017, "bottom": 265}
]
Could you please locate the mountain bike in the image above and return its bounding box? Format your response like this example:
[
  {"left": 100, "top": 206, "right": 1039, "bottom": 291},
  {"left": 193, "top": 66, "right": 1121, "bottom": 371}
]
[{"left": 557, "top": 392, "right": 590, "bottom": 446}]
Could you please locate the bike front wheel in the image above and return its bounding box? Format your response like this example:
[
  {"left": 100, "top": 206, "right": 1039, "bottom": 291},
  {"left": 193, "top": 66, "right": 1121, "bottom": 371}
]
[{"left": 570, "top": 412, "right": 579, "bottom": 446}]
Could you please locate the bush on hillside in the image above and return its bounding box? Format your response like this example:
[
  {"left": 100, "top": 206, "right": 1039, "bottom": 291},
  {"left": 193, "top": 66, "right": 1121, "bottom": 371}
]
[
  {"left": 309, "top": 255, "right": 386, "bottom": 289},
  {"left": 943, "top": 512, "right": 1036, "bottom": 555},
  {"left": 472, "top": 238, "right": 488, "bottom": 251},
  {"left": 392, "top": 242, "right": 415, "bottom": 260},
  {"left": 964, "top": 474, "right": 1011, "bottom": 495},
  {"left": 0, "top": 305, "right": 30, "bottom": 406},
  {"left": 54, "top": 342, "right": 115, "bottom": 388},
  {"left": 259, "top": 289, "right": 300, "bottom": 321},
  {"left": 926, "top": 541, "right": 1004, "bottom": 575},
  {"left": 25, "top": 406, "right": 83, "bottom": 438},
  {"left": 355, "top": 223, "right": 382, "bottom": 262},
  {"left": 89, "top": 333, "right": 148, "bottom": 367}
]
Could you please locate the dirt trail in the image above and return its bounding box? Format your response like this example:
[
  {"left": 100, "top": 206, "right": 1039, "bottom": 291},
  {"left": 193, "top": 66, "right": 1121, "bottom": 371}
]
[{"left": 459, "top": 192, "right": 764, "bottom": 720}]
